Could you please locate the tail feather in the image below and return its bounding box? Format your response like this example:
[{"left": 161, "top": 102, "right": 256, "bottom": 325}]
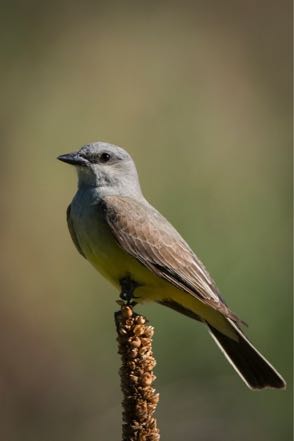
[{"left": 208, "top": 319, "right": 286, "bottom": 390}]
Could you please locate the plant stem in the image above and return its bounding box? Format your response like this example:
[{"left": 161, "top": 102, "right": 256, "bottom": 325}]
[{"left": 115, "top": 304, "right": 160, "bottom": 441}]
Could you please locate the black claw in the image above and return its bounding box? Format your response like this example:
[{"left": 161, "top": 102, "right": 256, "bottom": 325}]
[{"left": 119, "top": 276, "right": 140, "bottom": 305}]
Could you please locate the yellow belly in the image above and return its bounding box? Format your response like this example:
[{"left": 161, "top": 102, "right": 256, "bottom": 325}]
[{"left": 85, "top": 242, "right": 235, "bottom": 339}]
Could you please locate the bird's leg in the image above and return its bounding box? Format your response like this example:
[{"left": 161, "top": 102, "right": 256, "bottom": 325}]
[{"left": 119, "top": 276, "right": 139, "bottom": 306}]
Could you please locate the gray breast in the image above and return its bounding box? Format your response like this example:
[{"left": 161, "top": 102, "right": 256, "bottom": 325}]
[{"left": 70, "top": 188, "right": 115, "bottom": 259}]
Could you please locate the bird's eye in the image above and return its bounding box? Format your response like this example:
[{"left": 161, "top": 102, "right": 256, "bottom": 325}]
[{"left": 100, "top": 152, "right": 111, "bottom": 163}]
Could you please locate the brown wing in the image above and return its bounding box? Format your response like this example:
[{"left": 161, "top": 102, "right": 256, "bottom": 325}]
[
  {"left": 102, "top": 195, "right": 241, "bottom": 322},
  {"left": 66, "top": 204, "right": 86, "bottom": 258}
]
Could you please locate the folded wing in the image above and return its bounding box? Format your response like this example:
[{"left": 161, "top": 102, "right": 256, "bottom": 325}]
[{"left": 102, "top": 195, "right": 241, "bottom": 324}]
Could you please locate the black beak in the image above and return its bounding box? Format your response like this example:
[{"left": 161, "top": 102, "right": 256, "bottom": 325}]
[{"left": 57, "top": 152, "right": 88, "bottom": 166}]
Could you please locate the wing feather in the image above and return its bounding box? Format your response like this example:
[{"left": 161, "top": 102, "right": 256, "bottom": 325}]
[{"left": 102, "top": 196, "right": 241, "bottom": 322}]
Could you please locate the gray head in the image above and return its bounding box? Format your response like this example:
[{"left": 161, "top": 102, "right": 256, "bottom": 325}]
[{"left": 58, "top": 142, "right": 142, "bottom": 196}]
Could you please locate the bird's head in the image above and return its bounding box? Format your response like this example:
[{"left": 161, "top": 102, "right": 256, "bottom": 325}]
[{"left": 58, "top": 142, "right": 142, "bottom": 196}]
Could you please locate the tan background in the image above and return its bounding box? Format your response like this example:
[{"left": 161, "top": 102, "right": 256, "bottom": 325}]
[{"left": 1, "top": 1, "right": 292, "bottom": 440}]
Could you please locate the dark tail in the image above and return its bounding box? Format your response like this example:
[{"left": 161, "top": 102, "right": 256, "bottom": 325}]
[{"left": 207, "top": 319, "right": 286, "bottom": 390}]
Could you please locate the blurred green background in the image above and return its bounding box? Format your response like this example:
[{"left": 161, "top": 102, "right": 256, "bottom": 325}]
[{"left": 1, "top": 1, "right": 292, "bottom": 440}]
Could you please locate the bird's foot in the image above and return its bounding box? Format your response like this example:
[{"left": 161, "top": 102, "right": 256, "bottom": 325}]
[{"left": 119, "top": 276, "right": 139, "bottom": 306}]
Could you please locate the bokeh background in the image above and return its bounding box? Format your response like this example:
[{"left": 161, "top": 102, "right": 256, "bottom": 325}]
[{"left": 1, "top": 1, "right": 292, "bottom": 440}]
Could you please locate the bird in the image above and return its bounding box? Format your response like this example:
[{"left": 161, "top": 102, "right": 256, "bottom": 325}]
[{"left": 58, "top": 141, "right": 286, "bottom": 390}]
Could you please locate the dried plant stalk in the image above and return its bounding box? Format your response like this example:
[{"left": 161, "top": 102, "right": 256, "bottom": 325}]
[{"left": 115, "top": 304, "right": 160, "bottom": 441}]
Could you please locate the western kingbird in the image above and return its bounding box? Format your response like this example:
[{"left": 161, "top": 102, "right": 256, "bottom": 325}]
[{"left": 58, "top": 141, "right": 286, "bottom": 390}]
